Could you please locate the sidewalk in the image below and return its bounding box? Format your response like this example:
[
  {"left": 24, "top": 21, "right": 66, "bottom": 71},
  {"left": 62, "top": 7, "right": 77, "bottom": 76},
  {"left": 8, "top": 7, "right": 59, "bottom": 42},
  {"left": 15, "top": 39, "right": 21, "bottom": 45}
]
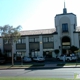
[
  {"left": 44, "top": 63, "right": 80, "bottom": 68},
  {"left": 0, "top": 62, "right": 80, "bottom": 70}
]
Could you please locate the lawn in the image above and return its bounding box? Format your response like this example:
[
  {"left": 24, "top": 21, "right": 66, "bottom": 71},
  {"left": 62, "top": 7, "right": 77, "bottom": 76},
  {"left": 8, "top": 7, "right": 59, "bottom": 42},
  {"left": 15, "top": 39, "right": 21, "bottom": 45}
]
[
  {"left": 0, "top": 77, "right": 78, "bottom": 80},
  {"left": 0, "top": 63, "right": 44, "bottom": 69},
  {"left": 57, "top": 62, "right": 80, "bottom": 66}
]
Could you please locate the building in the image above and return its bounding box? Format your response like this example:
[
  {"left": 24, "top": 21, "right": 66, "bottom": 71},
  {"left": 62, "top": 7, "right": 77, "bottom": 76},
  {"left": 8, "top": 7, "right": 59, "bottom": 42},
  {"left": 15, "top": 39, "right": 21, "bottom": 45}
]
[{"left": 0, "top": 3, "right": 80, "bottom": 61}]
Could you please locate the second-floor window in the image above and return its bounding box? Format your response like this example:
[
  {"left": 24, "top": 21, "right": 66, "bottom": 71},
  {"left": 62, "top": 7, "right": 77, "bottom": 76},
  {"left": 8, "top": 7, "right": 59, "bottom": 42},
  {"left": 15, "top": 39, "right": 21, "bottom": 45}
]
[
  {"left": 17, "top": 38, "right": 25, "bottom": 44},
  {"left": 22, "top": 38, "right": 26, "bottom": 43},
  {"left": 35, "top": 37, "right": 39, "bottom": 42},
  {"left": 49, "top": 37, "right": 53, "bottom": 42},
  {"left": 29, "top": 37, "right": 39, "bottom": 42},
  {"left": 62, "top": 23, "right": 68, "bottom": 32},
  {"left": 4, "top": 39, "right": 11, "bottom": 44},
  {"left": 43, "top": 37, "right": 48, "bottom": 42},
  {"left": 29, "top": 38, "right": 34, "bottom": 42},
  {"left": 43, "top": 37, "right": 53, "bottom": 42}
]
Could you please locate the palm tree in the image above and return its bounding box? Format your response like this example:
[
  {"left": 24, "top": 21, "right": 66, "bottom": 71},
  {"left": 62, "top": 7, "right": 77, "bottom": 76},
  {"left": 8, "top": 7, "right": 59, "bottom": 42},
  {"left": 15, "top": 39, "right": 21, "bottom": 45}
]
[{"left": 0, "top": 25, "right": 22, "bottom": 66}]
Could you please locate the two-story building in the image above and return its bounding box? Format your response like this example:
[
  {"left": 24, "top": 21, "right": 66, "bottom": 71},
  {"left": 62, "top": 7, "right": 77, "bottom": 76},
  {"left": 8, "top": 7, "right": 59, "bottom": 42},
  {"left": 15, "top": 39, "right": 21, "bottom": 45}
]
[{"left": 0, "top": 4, "right": 80, "bottom": 61}]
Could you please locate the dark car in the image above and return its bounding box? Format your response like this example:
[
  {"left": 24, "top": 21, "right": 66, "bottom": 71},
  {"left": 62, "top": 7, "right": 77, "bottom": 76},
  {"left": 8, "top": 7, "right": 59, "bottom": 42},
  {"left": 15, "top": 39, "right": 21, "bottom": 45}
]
[
  {"left": 22, "top": 56, "right": 32, "bottom": 62},
  {"left": 0, "top": 57, "right": 6, "bottom": 64}
]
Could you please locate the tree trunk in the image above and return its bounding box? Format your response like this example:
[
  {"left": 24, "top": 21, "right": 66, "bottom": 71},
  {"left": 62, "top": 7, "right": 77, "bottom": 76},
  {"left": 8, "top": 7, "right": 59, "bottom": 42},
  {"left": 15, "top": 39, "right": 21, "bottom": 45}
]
[{"left": 11, "top": 44, "right": 14, "bottom": 66}]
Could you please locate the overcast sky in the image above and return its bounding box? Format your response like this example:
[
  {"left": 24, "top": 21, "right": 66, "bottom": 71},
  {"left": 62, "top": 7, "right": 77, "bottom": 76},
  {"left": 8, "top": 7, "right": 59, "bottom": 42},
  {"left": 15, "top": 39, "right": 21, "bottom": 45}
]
[{"left": 0, "top": 0, "right": 80, "bottom": 30}]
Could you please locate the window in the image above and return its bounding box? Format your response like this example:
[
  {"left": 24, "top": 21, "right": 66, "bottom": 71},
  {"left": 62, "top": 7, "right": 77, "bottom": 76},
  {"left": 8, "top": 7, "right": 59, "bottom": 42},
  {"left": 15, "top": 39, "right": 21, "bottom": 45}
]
[
  {"left": 29, "top": 37, "right": 39, "bottom": 42},
  {"left": 17, "top": 39, "right": 21, "bottom": 43},
  {"left": 17, "top": 38, "right": 26, "bottom": 43},
  {"left": 62, "top": 23, "right": 68, "bottom": 32},
  {"left": 22, "top": 38, "right": 26, "bottom": 43},
  {"left": 49, "top": 37, "right": 53, "bottom": 42},
  {"left": 29, "top": 38, "right": 34, "bottom": 42},
  {"left": 35, "top": 37, "right": 39, "bottom": 42},
  {"left": 7, "top": 52, "right": 11, "bottom": 57},
  {"left": 43, "top": 37, "right": 48, "bottom": 42},
  {"left": 43, "top": 37, "right": 53, "bottom": 42},
  {"left": 4, "top": 40, "right": 8, "bottom": 44},
  {"left": 4, "top": 39, "right": 11, "bottom": 44},
  {"left": 16, "top": 51, "right": 26, "bottom": 57}
]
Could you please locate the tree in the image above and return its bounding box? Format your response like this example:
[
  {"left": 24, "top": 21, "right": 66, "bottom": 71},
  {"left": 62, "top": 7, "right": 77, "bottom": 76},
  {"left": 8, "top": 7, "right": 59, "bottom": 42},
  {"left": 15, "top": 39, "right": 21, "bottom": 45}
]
[
  {"left": 70, "top": 45, "right": 78, "bottom": 53},
  {"left": 70, "top": 46, "right": 79, "bottom": 66},
  {"left": 54, "top": 49, "right": 59, "bottom": 59},
  {"left": 0, "top": 25, "right": 22, "bottom": 66}
]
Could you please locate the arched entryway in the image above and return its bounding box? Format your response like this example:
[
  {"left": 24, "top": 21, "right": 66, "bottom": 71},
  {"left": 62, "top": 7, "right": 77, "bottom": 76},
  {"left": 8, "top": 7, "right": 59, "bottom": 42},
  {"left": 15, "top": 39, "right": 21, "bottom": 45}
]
[{"left": 61, "top": 36, "right": 71, "bottom": 54}]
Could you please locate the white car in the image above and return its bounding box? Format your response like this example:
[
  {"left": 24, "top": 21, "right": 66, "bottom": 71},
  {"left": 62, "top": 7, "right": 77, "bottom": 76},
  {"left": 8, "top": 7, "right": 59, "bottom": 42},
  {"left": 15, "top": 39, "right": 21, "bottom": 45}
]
[
  {"left": 66, "top": 55, "right": 77, "bottom": 61},
  {"left": 66, "top": 56, "right": 72, "bottom": 61},
  {"left": 23, "top": 57, "right": 32, "bottom": 62},
  {"left": 58, "top": 54, "right": 77, "bottom": 62},
  {"left": 58, "top": 55, "right": 65, "bottom": 61},
  {"left": 33, "top": 57, "right": 45, "bottom": 62}
]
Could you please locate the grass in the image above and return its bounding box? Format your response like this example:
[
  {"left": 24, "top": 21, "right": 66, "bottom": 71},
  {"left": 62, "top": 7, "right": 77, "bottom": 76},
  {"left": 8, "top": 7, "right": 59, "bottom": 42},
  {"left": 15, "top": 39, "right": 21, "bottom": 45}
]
[
  {"left": 0, "top": 77, "right": 78, "bottom": 80},
  {"left": 57, "top": 62, "right": 80, "bottom": 66},
  {"left": 57, "top": 63, "right": 75, "bottom": 66},
  {"left": 74, "top": 73, "right": 78, "bottom": 79},
  {"left": 0, "top": 63, "right": 45, "bottom": 69}
]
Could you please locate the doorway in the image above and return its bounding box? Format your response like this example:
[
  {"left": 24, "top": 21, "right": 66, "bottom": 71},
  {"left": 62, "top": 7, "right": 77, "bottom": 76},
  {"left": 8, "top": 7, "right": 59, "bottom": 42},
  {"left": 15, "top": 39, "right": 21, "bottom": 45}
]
[
  {"left": 43, "top": 51, "right": 52, "bottom": 58},
  {"left": 61, "top": 36, "right": 71, "bottom": 54}
]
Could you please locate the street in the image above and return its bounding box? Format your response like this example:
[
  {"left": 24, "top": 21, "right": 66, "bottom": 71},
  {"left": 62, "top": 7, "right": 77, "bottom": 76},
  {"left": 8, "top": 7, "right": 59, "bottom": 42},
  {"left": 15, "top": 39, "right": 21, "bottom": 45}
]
[{"left": 0, "top": 68, "right": 80, "bottom": 79}]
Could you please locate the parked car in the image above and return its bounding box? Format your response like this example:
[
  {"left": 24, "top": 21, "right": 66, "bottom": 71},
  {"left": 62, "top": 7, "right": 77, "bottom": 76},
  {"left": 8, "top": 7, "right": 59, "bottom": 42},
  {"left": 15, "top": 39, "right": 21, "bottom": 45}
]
[
  {"left": 66, "top": 54, "right": 77, "bottom": 61},
  {"left": 22, "top": 56, "right": 32, "bottom": 62},
  {"left": 0, "top": 57, "right": 6, "bottom": 64},
  {"left": 58, "top": 54, "right": 77, "bottom": 62},
  {"left": 58, "top": 55, "right": 65, "bottom": 61},
  {"left": 33, "top": 57, "right": 45, "bottom": 62}
]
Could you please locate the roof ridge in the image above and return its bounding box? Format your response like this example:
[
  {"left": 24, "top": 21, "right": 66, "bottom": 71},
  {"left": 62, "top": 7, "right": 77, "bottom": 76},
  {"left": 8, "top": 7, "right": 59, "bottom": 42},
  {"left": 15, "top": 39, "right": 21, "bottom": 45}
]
[{"left": 21, "top": 28, "right": 55, "bottom": 32}]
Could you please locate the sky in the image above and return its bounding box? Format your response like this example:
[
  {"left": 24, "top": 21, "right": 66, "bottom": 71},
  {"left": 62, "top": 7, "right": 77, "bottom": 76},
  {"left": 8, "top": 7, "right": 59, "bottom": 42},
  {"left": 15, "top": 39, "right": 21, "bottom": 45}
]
[{"left": 0, "top": 0, "right": 80, "bottom": 31}]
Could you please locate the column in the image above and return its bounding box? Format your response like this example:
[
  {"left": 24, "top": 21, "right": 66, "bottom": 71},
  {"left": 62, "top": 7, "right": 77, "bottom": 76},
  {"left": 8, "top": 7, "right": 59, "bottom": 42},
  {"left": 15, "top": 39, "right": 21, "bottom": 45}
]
[
  {"left": 39, "top": 36, "right": 43, "bottom": 57},
  {"left": 12, "top": 42, "right": 16, "bottom": 54},
  {"left": 26, "top": 36, "right": 29, "bottom": 57},
  {"left": 70, "top": 25, "right": 74, "bottom": 45},
  {"left": 74, "top": 33, "right": 79, "bottom": 48},
  {"left": 0, "top": 38, "right": 3, "bottom": 53}
]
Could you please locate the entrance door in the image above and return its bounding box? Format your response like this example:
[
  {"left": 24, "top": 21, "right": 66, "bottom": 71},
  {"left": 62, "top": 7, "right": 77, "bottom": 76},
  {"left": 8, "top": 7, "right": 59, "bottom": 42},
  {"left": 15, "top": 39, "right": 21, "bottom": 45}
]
[
  {"left": 62, "top": 36, "right": 71, "bottom": 54},
  {"left": 43, "top": 51, "right": 52, "bottom": 58}
]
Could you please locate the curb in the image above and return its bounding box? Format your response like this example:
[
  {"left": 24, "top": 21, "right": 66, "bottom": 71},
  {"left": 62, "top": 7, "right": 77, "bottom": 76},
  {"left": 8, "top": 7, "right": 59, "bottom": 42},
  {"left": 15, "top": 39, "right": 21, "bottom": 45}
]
[{"left": 0, "top": 66, "right": 80, "bottom": 70}]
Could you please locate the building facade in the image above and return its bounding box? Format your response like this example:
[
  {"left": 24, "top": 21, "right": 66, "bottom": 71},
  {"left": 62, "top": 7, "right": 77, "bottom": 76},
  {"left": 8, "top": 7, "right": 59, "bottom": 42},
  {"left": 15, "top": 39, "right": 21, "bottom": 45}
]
[{"left": 0, "top": 5, "right": 80, "bottom": 60}]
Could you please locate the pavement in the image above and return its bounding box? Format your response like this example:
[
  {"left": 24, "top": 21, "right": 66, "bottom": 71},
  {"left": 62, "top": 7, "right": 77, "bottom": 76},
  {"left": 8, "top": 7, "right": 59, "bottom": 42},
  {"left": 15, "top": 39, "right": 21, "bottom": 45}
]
[
  {"left": 0, "top": 61, "right": 80, "bottom": 69},
  {"left": 0, "top": 61, "right": 80, "bottom": 79}
]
